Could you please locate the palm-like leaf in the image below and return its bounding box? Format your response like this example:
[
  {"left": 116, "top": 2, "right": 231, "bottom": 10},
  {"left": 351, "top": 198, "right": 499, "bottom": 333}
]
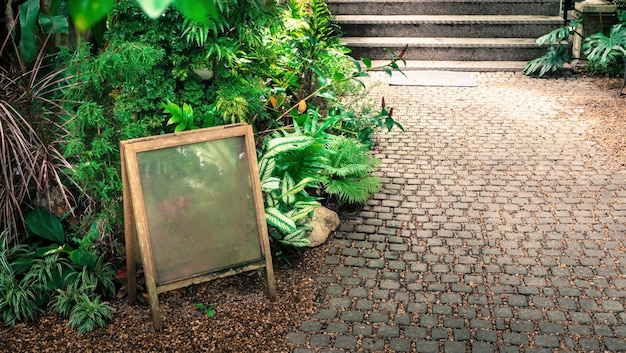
[
  {"left": 584, "top": 23, "right": 626, "bottom": 64},
  {"left": 523, "top": 44, "right": 569, "bottom": 77},
  {"left": 324, "top": 176, "right": 381, "bottom": 205},
  {"left": 322, "top": 136, "right": 381, "bottom": 204},
  {"left": 536, "top": 18, "right": 582, "bottom": 45}
]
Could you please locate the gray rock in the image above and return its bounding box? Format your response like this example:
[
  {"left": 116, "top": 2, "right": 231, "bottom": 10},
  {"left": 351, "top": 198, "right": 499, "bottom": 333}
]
[{"left": 306, "top": 206, "right": 340, "bottom": 247}]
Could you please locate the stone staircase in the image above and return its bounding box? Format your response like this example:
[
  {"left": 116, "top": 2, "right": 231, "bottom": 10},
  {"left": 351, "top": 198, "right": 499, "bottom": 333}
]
[{"left": 327, "top": 0, "right": 564, "bottom": 71}]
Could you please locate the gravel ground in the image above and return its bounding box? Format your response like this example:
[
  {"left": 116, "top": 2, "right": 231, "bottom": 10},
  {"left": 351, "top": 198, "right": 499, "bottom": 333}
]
[
  {"left": 0, "top": 243, "right": 331, "bottom": 353},
  {"left": 0, "top": 75, "right": 624, "bottom": 353},
  {"left": 584, "top": 76, "right": 626, "bottom": 169}
]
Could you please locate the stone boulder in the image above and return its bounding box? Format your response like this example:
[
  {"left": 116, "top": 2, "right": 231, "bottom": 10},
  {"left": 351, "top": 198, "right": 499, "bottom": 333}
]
[{"left": 306, "top": 206, "right": 340, "bottom": 247}]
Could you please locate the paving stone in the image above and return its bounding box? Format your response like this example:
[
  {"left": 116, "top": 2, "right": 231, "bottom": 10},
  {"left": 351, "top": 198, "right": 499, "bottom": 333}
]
[
  {"left": 361, "top": 337, "right": 385, "bottom": 351},
  {"left": 352, "top": 324, "right": 372, "bottom": 336},
  {"left": 534, "top": 335, "right": 560, "bottom": 347},
  {"left": 310, "top": 334, "right": 331, "bottom": 347},
  {"left": 326, "top": 323, "right": 349, "bottom": 334},
  {"left": 284, "top": 73, "right": 626, "bottom": 353},
  {"left": 472, "top": 342, "right": 495, "bottom": 353},
  {"left": 404, "top": 326, "right": 427, "bottom": 339},
  {"left": 300, "top": 321, "right": 323, "bottom": 332},
  {"left": 604, "top": 337, "right": 626, "bottom": 351},
  {"left": 578, "top": 338, "right": 600, "bottom": 351},
  {"left": 415, "top": 341, "right": 439, "bottom": 353},
  {"left": 503, "top": 332, "right": 529, "bottom": 345},
  {"left": 390, "top": 339, "right": 413, "bottom": 352},
  {"left": 444, "top": 341, "right": 466, "bottom": 353},
  {"left": 340, "top": 311, "right": 364, "bottom": 322},
  {"left": 287, "top": 332, "right": 308, "bottom": 345}
]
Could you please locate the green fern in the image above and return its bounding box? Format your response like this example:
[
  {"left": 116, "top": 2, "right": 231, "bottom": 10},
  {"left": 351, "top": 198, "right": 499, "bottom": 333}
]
[
  {"left": 321, "top": 136, "right": 381, "bottom": 205},
  {"left": 309, "top": 0, "right": 342, "bottom": 44},
  {"left": 324, "top": 176, "right": 382, "bottom": 205}
]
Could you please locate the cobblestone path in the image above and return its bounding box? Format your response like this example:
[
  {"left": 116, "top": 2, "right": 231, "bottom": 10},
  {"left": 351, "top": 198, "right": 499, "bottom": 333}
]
[{"left": 288, "top": 72, "right": 626, "bottom": 353}]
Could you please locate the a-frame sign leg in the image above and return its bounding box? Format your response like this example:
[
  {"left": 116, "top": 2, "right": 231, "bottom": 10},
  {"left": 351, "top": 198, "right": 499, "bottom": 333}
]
[{"left": 121, "top": 143, "right": 137, "bottom": 304}]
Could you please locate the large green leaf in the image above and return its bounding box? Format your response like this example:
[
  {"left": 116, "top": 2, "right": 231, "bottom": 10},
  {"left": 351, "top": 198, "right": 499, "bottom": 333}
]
[
  {"left": 25, "top": 209, "right": 65, "bottom": 244},
  {"left": 68, "top": 0, "right": 115, "bottom": 32},
  {"left": 258, "top": 157, "right": 276, "bottom": 183},
  {"left": 173, "top": 0, "right": 218, "bottom": 24},
  {"left": 279, "top": 227, "right": 310, "bottom": 247},
  {"left": 265, "top": 207, "right": 297, "bottom": 234},
  {"left": 584, "top": 23, "right": 626, "bottom": 64},
  {"left": 39, "top": 14, "right": 70, "bottom": 34},
  {"left": 70, "top": 249, "right": 97, "bottom": 267},
  {"left": 264, "top": 135, "right": 315, "bottom": 159},
  {"left": 18, "top": 0, "right": 39, "bottom": 64}
]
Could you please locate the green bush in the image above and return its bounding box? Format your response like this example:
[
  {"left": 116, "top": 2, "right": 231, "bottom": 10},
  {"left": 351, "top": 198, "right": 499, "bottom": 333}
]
[{"left": 0, "top": 210, "right": 115, "bottom": 333}]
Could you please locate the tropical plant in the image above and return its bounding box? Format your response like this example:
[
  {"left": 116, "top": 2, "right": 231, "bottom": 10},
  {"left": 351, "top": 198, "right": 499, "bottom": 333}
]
[
  {"left": 584, "top": 19, "right": 626, "bottom": 95},
  {"left": 0, "top": 239, "right": 42, "bottom": 326},
  {"left": 321, "top": 136, "right": 381, "bottom": 205},
  {"left": 66, "top": 293, "right": 112, "bottom": 335},
  {"left": 523, "top": 18, "right": 583, "bottom": 77},
  {"left": 0, "top": 210, "right": 115, "bottom": 333},
  {"left": 0, "top": 27, "right": 77, "bottom": 244},
  {"left": 66, "top": 0, "right": 219, "bottom": 31},
  {"left": 259, "top": 133, "right": 321, "bottom": 250}
]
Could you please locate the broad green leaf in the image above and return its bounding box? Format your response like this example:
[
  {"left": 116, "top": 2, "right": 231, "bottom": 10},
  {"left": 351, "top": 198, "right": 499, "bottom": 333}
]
[
  {"left": 25, "top": 209, "right": 65, "bottom": 244},
  {"left": 39, "top": 14, "right": 69, "bottom": 34},
  {"left": 361, "top": 57, "right": 372, "bottom": 68},
  {"left": 264, "top": 135, "right": 315, "bottom": 159},
  {"left": 309, "top": 64, "right": 326, "bottom": 82},
  {"left": 258, "top": 157, "right": 276, "bottom": 182},
  {"left": 261, "top": 177, "right": 281, "bottom": 191},
  {"left": 18, "top": 0, "right": 39, "bottom": 64},
  {"left": 333, "top": 72, "right": 346, "bottom": 81},
  {"left": 68, "top": 0, "right": 115, "bottom": 32},
  {"left": 174, "top": 0, "right": 219, "bottom": 24},
  {"left": 70, "top": 249, "right": 97, "bottom": 267},
  {"left": 281, "top": 173, "right": 296, "bottom": 204},
  {"left": 265, "top": 207, "right": 297, "bottom": 234},
  {"left": 315, "top": 90, "right": 337, "bottom": 99}
]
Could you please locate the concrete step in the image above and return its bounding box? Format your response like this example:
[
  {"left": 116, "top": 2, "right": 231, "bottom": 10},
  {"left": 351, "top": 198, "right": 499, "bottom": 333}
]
[
  {"left": 366, "top": 59, "right": 531, "bottom": 71},
  {"left": 344, "top": 37, "right": 547, "bottom": 61},
  {"left": 336, "top": 15, "right": 563, "bottom": 38},
  {"left": 327, "top": 0, "right": 562, "bottom": 16}
]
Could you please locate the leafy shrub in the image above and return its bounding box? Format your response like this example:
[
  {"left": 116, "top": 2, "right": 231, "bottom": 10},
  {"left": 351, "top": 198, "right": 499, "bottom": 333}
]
[
  {"left": 523, "top": 19, "right": 581, "bottom": 77},
  {"left": 321, "top": 136, "right": 381, "bottom": 205},
  {"left": 0, "top": 210, "right": 115, "bottom": 333},
  {"left": 0, "top": 29, "right": 78, "bottom": 243}
]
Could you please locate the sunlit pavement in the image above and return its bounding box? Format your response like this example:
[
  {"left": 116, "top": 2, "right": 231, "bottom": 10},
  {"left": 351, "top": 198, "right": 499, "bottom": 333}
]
[{"left": 288, "top": 71, "right": 626, "bottom": 353}]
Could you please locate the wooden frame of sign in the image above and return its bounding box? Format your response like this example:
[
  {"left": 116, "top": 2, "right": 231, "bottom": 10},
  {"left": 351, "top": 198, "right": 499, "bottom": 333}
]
[{"left": 121, "top": 123, "right": 276, "bottom": 330}]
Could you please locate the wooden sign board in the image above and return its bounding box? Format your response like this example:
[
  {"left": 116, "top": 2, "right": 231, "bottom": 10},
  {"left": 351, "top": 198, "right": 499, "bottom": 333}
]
[{"left": 121, "top": 123, "right": 275, "bottom": 330}]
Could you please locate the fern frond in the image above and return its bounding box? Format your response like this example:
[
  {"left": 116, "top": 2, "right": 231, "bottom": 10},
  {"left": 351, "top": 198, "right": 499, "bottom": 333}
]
[{"left": 324, "top": 176, "right": 381, "bottom": 205}]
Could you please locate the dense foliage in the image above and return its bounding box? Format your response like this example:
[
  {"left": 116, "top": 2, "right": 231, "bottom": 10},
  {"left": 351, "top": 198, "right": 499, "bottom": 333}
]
[
  {"left": 1, "top": 0, "right": 404, "bottom": 332},
  {"left": 524, "top": 10, "right": 626, "bottom": 83}
]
